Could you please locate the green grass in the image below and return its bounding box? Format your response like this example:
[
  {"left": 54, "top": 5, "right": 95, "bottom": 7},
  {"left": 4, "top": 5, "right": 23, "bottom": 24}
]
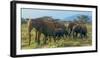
[{"left": 21, "top": 23, "right": 92, "bottom": 49}]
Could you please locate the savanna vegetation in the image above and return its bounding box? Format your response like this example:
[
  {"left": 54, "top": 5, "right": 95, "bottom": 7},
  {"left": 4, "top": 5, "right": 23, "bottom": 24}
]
[{"left": 21, "top": 15, "right": 92, "bottom": 49}]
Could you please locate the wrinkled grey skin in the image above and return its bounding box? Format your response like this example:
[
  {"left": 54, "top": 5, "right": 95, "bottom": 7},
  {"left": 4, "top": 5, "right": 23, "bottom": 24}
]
[{"left": 72, "top": 24, "right": 87, "bottom": 39}]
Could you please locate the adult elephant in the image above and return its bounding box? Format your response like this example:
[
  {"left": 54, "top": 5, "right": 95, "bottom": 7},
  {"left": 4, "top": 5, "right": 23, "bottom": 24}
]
[
  {"left": 27, "top": 19, "right": 45, "bottom": 45},
  {"left": 39, "top": 19, "right": 68, "bottom": 43},
  {"left": 68, "top": 22, "right": 77, "bottom": 36},
  {"left": 27, "top": 17, "right": 68, "bottom": 45},
  {"left": 72, "top": 24, "right": 87, "bottom": 39}
]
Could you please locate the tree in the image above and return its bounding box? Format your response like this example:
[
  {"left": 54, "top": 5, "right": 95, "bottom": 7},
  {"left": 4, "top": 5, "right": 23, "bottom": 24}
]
[{"left": 77, "top": 15, "right": 89, "bottom": 23}]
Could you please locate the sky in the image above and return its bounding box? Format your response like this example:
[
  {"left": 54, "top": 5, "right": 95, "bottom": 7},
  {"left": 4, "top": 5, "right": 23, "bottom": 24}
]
[{"left": 21, "top": 8, "right": 92, "bottom": 21}]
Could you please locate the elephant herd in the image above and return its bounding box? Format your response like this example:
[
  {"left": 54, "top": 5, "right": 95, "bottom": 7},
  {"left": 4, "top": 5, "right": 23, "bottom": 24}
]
[
  {"left": 68, "top": 22, "right": 87, "bottom": 39},
  {"left": 27, "top": 18, "right": 87, "bottom": 45}
]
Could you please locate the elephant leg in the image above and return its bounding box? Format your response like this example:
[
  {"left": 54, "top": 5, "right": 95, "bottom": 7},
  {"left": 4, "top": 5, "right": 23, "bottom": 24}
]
[
  {"left": 76, "top": 33, "right": 78, "bottom": 38},
  {"left": 53, "top": 36, "right": 56, "bottom": 42},
  {"left": 69, "top": 30, "right": 71, "bottom": 36},
  {"left": 85, "top": 33, "right": 88, "bottom": 38},
  {"left": 80, "top": 33, "right": 83, "bottom": 39},
  {"left": 28, "top": 28, "right": 32, "bottom": 45},
  {"left": 83, "top": 33, "right": 87, "bottom": 39},
  {"left": 66, "top": 32, "right": 68, "bottom": 38},
  {"left": 75, "top": 32, "right": 77, "bottom": 38},
  {"left": 44, "top": 36, "right": 47, "bottom": 44},
  {"left": 72, "top": 32, "right": 75, "bottom": 38},
  {"left": 28, "top": 32, "right": 31, "bottom": 45},
  {"left": 37, "top": 32, "right": 41, "bottom": 45},
  {"left": 35, "top": 31, "right": 40, "bottom": 45},
  {"left": 35, "top": 30, "right": 38, "bottom": 43},
  {"left": 27, "top": 20, "right": 33, "bottom": 46},
  {"left": 48, "top": 36, "right": 52, "bottom": 43}
]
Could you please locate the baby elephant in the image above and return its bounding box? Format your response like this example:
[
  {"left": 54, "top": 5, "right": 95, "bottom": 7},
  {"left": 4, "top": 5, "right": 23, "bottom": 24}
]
[
  {"left": 54, "top": 28, "right": 68, "bottom": 39},
  {"left": 72, "top": 24, "right": 87, "bottom": 39},
  {"left": 54, "top": 28, "right": 64, "bottom": 38}
]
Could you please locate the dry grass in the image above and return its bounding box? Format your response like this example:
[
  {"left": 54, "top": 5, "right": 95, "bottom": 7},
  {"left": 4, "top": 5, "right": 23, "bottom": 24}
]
[{"left": 21, "top": 23, "right": 92, "bottom": 49}]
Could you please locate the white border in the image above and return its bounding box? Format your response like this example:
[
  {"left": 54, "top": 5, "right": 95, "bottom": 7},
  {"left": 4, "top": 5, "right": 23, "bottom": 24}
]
[{"left": 16, "top": 4, "right": 96, "bottom": 55}]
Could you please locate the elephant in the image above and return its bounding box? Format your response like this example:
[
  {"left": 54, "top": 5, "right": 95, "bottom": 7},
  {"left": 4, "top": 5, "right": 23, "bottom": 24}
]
[
  {"left": 27, "top": 17, "right": 68, "bottom": 45},
  {"left": 68, "top": 22, "right": 77, "bottom": 36},
  {"left": 72, "top": 24, "right": 87, "bottom": 39}
]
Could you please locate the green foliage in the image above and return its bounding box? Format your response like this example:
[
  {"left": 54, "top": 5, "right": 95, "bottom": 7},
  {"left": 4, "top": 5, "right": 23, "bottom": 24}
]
[{"left": 76, "top": 15, "right": 90, "bottom": 23}]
